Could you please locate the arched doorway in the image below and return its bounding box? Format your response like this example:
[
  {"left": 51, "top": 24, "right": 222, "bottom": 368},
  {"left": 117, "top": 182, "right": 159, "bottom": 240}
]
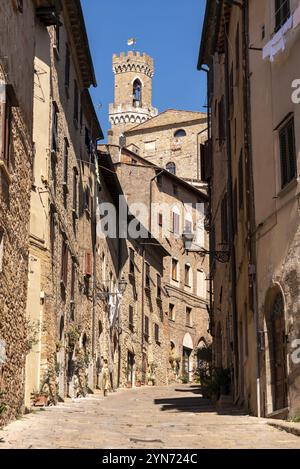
[{"left": 266, "top": 290, "right": 288, "bottom": 412}]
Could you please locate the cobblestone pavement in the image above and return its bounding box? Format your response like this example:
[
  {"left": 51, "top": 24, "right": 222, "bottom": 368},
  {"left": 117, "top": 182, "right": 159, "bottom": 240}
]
[{"left": 1, "top": 385, "right": 300, "bottom": 449}]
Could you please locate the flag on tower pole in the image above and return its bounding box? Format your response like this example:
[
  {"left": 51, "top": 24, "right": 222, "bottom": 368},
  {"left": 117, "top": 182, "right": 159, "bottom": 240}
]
[{"left": 127, "top": 38, "right": 136, "bottom": 49}]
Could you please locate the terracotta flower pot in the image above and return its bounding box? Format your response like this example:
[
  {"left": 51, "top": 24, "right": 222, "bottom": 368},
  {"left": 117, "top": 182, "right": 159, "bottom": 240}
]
[{"left": 34, "top": 395, "right": 48, "bottom": 407}]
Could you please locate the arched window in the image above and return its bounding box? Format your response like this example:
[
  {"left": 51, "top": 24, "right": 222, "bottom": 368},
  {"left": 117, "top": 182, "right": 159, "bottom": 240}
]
[
  {"left": 133, "top": 79, "right": 142, "bottom": 107},
  {"left": 166, "top": 162, "right": 176, "bottom": 175},
  {"left": 174, "top": 129, "right": 186, "bottom": 138}
]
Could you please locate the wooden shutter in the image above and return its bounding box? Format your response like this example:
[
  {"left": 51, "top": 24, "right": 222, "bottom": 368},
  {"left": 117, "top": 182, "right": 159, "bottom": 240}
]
[
  {"left": 155, "top": 324, "right": 159, "bottom": 343},
  {"left": 144, "top": 316, "right": 149, "bottom": 337},
  {"left": 173, "top": 212, "right": 180, "bottom": 235},
  {"left": 61, "top": 238, "right": 68, "bottom": 287}
]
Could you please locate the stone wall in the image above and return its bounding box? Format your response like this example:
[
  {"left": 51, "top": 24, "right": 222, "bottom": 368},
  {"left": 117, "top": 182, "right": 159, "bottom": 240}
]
[{"left": 0, "top": 0, "right": 35, "bottom": 425}]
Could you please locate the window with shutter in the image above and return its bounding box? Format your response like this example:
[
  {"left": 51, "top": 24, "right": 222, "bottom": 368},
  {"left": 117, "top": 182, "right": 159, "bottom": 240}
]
[
  {"left": 51, "top": 102, "right": 59, "bottom": 153},
  {"left": 279, "top": 117, "right": 296, "bottom": 188},
  {"left": 0, "top": 228, "right": 4, "bottom": 273},
  {"left": 70, "top": 262, "right": 76, "bottom": 303},
  {"left": 145, "top": 262, "right": 150, "bottom": 290},
  {"left": 172, "top": 211, "right": 180, "bottom": 235},
  {"left": 0, "top": 89, "right": 12, "bottom": 169},
  {"left": 156, "top": 274, "right": 162, "bottom": 299},
  {"left": 72, "top": 168, "right": 78, "bottom": 217},
  {"left": 144, "top": 315, "right": 149, "bottom": 339},
  {"left": 129, "top": 305, "right": 134, "bottom": 329},
  {"left": 154, "top": 324, "right": 160, "bottom": 344},
  {"left": 129, "top": 248, "right": 135, "bottom": 275},
  {"left": 61, "top": 237, "right": 68, "bottom": 288}
]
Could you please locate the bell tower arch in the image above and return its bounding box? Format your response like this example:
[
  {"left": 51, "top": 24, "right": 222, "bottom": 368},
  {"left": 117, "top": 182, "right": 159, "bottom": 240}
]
[{"left": 109, "top": 51, "right": 158, "bottom": 144}]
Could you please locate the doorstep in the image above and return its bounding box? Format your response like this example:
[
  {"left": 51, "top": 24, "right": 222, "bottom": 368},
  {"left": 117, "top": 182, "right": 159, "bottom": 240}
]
[{"left": 267, "top": 420, "right": 300, "bottom": 438}]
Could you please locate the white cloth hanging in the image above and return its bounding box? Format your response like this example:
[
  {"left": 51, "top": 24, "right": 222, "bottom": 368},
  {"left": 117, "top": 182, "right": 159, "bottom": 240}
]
[
  {"left": 263, "top": 16, "right": 293, "bottom": 62},
  {"left": 293, "top": 5, "right": 300, "bottom": 30}
]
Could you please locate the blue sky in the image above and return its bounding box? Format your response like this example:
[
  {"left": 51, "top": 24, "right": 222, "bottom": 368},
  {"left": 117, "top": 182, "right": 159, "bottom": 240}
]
[{"left": 81, "top": 0, "right": 207, "bottom": 140}]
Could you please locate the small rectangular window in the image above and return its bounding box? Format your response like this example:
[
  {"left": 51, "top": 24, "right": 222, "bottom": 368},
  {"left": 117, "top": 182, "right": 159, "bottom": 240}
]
[
  {"left": 157, "top": 274, "right": 162, "bottom": 299},
  {"left": 51, "top": 101, "right": 59, "bottom": 153},
  {"left": 129, "top": 248, "right": 135, "bottom": 275},
  {"left": 145, "top": 262, "right": 150, "bottom": 289},
  {"left": 158, "top": 212, "right": 163, "bottom": 227},
  {"left": 0, "top": 94, "right": 12, "bottom": 168},
  {"left": 169, "top": 303, "right": 175, "bottom": 321},
  {"left": 171, "top": 258, "right": 178, "bottom": 282},
  {"left": 185, "top": 264, "right": 191, "bottom": 287},
  {"left": 0, "top": 228, "right": 4, "bottom": 273},
  {"left": 144, "top": 315, "right": 149, "bottom": 338},
  {"left": 186, "top": 307, "right": 192, "bottom": 327},
  {"left": 154, "top": 324, "right": 160, "bottom": 344},
  {"left": 279, "top": 116, "right": 296, "bottom": 188},
  {"left": 275, "top": 0, "right": 290, "bottom": 32},
  {"left": 129, "top": 305, "right": 134, "bottom": 329},
  {"left": 61, "top": 237, "right": 68, "bottom": 288},
  {"left": 172, "top": 212, "right": 180, "bottom": 235},
  {"left": 70, "top": 262, "right": 76, "bottom": 303}
]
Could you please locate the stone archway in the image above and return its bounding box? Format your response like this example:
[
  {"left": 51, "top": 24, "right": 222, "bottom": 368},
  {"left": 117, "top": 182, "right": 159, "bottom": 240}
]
[{"left": 264, "top": 286, "right": 288, "bottom": 414}]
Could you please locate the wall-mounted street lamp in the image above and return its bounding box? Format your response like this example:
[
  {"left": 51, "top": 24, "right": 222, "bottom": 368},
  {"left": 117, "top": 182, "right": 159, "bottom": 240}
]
[
  {"left": 96, "top": 275, "right": 128, "bottom": 299},
  {"left": 182, "top": 232, "right": 230, "bottom": 264}
]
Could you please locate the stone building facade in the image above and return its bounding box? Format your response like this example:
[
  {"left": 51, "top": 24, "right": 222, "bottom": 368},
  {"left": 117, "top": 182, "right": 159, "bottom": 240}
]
[
  {"left": 124, "top": 110, "right": 208, "bottom": 188},
  {"left": 24, "top": 0, "right": 103, "bottom": 407},
  {"left": 104, "top": 144, "right": 211, "bottom": 385},
  {"left": 0, "top": 0, "right": 36, "bottom": 425},
  {"left": 199, "top": 0, "right": 300, "bottom": 418}
]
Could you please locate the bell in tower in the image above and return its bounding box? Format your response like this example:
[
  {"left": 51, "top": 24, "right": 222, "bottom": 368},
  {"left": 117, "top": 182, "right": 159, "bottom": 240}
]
[{"left": 108, "top": 51, "right": 158, "bottom": 144}]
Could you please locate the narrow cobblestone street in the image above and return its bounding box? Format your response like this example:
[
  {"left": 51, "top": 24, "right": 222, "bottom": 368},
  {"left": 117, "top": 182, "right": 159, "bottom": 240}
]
[{"left": 1, "top": 385, "right": 300, "bottom": 449}]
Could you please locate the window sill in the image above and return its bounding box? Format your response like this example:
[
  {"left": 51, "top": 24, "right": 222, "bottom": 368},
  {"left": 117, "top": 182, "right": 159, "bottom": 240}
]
[
  {"left": 0, "top": 161, "right": 12, "bottom": 184},
  {"left": 277, "top": 178, "right": 298, "bottom": 198}
]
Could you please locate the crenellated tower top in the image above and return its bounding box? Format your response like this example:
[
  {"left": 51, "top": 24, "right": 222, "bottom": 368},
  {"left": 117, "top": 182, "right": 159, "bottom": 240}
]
[{"left": 112, "top": 51, "right": 154, "bottom": 78}]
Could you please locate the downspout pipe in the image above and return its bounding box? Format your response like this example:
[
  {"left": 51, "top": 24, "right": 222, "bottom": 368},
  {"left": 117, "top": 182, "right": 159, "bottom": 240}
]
[
  {"left": 200, "top": 65, "right": 214, "bottom": 336},
  {"left": 224, "top": 20, "right": 239, "bottom": 399},
  {"left": 242, "top": 0, "right": 261, "bottom": 417}
]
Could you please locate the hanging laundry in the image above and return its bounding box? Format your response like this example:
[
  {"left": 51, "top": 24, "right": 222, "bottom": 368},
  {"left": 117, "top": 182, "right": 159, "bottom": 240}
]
[{"left": 263, "top": 16, "right": 293, "bottom": 62}]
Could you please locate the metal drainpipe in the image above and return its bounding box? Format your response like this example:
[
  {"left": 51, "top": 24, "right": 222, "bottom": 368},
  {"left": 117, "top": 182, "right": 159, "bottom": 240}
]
[
  {"left": 141, "top": 245, "right": 145, "bottom": 382},
  {"left": 117, "top": 210, "right": 122, "bottom": 389},
  {"left": 224, "top": 20, "right": 239, "bottom": 399},
  {"left": 242, "top": 0, "right": 261, "bottom": 417},
  {"left": 200, "top": 66, "right": 213, "bottom": 336}
]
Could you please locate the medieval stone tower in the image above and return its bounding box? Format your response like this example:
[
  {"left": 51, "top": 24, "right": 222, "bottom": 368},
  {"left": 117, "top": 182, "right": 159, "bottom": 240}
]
[{"left": 108, "top": 51, "right": 158, "bottom": 144}]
